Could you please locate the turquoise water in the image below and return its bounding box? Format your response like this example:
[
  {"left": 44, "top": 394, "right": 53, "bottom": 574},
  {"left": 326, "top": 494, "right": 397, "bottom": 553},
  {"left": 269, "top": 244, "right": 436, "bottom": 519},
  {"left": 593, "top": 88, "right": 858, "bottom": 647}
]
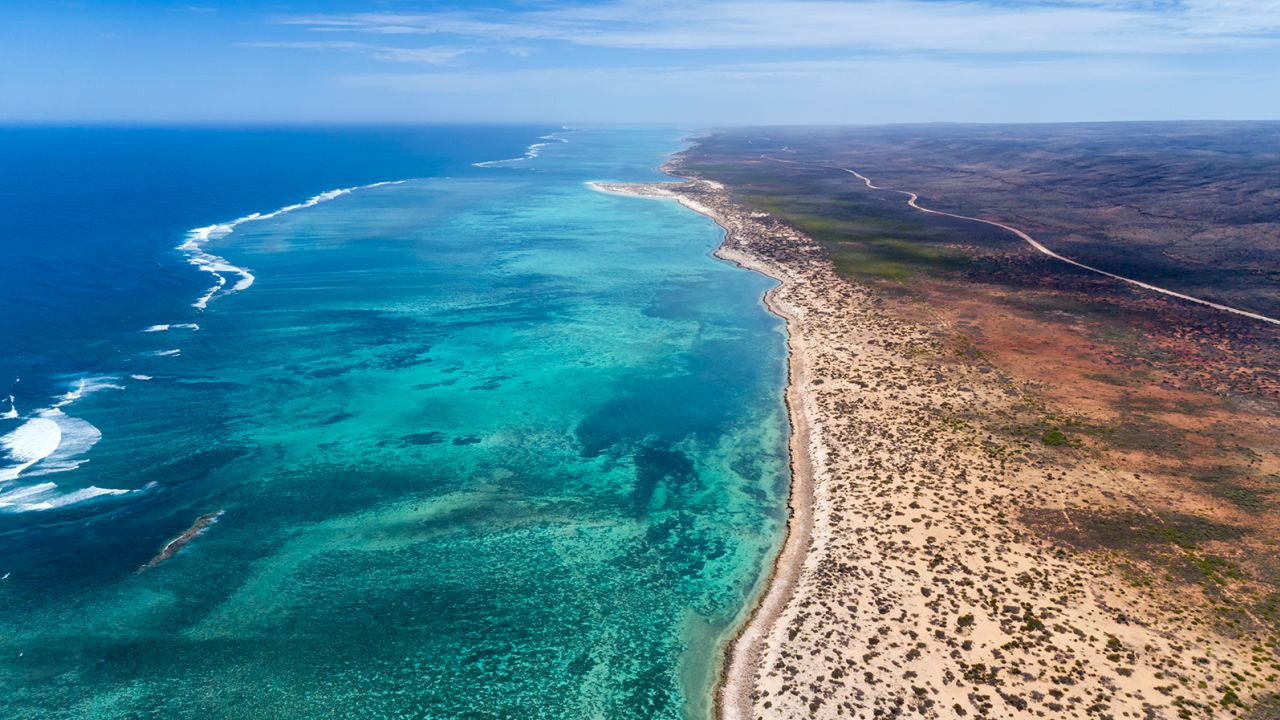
[{"left": 0, "top": 127, "right": 788, "bottom": 718}]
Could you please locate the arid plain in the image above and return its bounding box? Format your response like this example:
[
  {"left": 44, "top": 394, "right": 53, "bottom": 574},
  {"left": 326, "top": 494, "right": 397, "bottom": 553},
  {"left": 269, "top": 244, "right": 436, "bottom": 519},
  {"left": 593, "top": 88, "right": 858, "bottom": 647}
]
[{"left": 598, "top": 122, "right": 1280, "bottom": 719}]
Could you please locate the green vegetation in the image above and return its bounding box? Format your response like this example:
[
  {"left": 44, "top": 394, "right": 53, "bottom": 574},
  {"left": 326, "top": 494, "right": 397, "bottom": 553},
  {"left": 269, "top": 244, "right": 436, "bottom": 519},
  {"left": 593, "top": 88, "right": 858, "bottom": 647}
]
[
  {"left": 1211, "top": 485, "right": 1271, "bottom": 512},
  {"left": 1192, "top": 467, "right": 1274, "bottom": 512},
  {"left": 1221, "top": 688, "right": 1243, "bottom": 708},
  {"left": 830, "top": 237, "right": 964, "bottom": 283},
  {"left": 1035, "top": 507, "right": 1255, "bottom": 599},
  {"left": 733, "top": 187, "right": 975, "bottom": 285},
  {"left": 1035, "top": 508, "right": 1246, "bottom": 560},
  {"left": 1144, "top": 517, "right": 1245, "bottom": 550},
  {"left": 1188, "top": 554, "right": 1245, "bottom": 585},
  {"left": 1006, "top": 409, "right": 1108, "bottom": 450},
  {"left": 1041, "top": 427, "right": 1069, "bottom": 446}
]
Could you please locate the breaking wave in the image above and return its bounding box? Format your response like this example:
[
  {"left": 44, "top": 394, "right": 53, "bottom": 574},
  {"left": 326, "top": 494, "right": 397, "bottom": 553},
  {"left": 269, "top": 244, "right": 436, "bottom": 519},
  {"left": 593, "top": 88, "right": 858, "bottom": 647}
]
[
  {"left": 179, "top": 180, "right": 409, "bottom": 310},
  {"left": 143, "top": 323, "right": 199, "bottom": 333},
  {"left": 0, "top": 376, "right": 137, "bottom": 513},
  {"left": 473, "top": 127, "right": 574, "bottom": 168}
]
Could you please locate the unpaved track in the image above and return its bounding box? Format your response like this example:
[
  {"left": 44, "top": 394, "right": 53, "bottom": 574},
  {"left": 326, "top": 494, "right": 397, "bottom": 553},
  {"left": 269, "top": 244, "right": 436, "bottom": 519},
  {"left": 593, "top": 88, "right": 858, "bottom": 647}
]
[{"left": 761, "top": 154, "right": 1280, "bottom": 327}]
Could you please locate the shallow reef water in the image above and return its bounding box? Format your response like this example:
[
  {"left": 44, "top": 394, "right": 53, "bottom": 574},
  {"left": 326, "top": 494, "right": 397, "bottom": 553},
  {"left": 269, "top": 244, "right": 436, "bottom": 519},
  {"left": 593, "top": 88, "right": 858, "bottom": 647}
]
[{"left": 0, "top": 126, "right": 787, "bottom": 719}]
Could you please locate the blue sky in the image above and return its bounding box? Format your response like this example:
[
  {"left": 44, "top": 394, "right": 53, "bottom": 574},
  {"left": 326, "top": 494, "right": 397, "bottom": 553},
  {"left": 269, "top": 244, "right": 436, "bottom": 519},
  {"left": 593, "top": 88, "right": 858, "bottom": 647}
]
[{"left": 4, "top": 0, "right": 1280, "bottom": 123}]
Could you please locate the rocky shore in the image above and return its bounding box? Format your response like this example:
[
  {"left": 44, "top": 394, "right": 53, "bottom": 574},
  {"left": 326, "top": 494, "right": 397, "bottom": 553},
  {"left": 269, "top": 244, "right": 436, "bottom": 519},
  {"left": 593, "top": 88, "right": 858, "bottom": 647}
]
[{"left": 591, "top": 172, "right": 1269, "bottom": 719}]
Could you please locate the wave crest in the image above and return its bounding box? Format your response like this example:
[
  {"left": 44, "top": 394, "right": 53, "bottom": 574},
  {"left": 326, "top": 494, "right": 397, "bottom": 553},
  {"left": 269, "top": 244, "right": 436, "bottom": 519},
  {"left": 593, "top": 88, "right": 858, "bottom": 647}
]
[
  {"left": 473, "top": 128, "right": 574, "bottom": 168},
  {"left": 179, "top": 180, "right": 410, "bottom": 310},
  {"left": 0, "top": 376, "right": 132, "bottom": 513}
]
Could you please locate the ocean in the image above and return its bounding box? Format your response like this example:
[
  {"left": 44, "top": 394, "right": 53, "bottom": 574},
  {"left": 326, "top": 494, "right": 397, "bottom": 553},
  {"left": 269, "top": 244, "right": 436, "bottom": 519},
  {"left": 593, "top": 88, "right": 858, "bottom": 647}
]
[{"left": 0, "top": 125, "right": 788, "bottom": 718}]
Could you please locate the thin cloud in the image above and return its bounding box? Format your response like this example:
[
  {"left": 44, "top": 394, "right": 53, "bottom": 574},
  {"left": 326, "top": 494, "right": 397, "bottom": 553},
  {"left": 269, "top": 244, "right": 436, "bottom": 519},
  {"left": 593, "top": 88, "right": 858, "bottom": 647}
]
[
  {"left": 1180, "top": 0, "right": 1280, "bottom": 36},
  {"left": 242, "top": 40, "right": 478, "bottom": 65},
  {"left": 330, "top": 54, "right": 1268, "bottom": 124},
  {"left": 277, "top": 0, "right": 1280, "bottom": 55},
  {"left": 337, "top": 56, "right": 1184, "bottom": 94}
]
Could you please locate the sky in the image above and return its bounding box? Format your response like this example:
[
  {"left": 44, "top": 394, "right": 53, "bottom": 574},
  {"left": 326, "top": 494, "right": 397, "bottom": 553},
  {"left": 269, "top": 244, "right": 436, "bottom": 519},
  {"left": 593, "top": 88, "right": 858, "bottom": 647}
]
[{"left": 3, "top": 0, "right": 1280, "bottom": 124}]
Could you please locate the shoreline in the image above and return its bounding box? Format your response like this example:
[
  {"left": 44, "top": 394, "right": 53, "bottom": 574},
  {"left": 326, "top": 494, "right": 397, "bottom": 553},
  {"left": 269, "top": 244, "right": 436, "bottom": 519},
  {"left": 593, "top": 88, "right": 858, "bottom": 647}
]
[
  {"left": 588, "top": 177, "right": 814, "bottom": 720},
  {"left": 711, "top": 258, "right": 814, "bottom": 720},
  {"left": 590, "top": 164, "right": 1266, "bottom": 718}
]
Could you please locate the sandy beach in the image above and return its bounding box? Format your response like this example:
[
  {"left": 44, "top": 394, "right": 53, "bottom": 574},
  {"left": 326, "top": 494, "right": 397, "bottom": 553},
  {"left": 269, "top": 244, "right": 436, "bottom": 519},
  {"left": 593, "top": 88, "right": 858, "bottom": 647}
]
[{"left": 592, "top": 167, "right": 1270, "bottom": 719}]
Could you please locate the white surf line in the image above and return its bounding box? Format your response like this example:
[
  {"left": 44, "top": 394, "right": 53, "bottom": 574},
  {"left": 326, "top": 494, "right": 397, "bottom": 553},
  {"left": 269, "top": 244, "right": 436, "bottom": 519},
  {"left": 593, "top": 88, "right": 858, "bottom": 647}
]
[
  {"left": 760, "top": 154, "right": 1280, "bottom": 327},
  {"left": 474, "top": 128, "right": 576, "bottom": 168},
  {"left": 182, "top": 179, "right": 411, "bottom": 310}
]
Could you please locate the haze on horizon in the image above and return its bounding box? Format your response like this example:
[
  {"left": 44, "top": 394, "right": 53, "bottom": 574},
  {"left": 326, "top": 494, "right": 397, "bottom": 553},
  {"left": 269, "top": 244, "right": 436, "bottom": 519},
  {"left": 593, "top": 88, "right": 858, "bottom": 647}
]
[{"left": 4, "top": 0, "right": 1280, "bottom": 125}]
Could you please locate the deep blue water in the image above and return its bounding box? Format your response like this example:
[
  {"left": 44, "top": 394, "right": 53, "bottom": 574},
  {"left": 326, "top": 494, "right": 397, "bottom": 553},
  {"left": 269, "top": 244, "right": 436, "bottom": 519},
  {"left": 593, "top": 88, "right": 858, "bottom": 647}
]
[
  {"left": 0, "top": 126, "right": 787, "bottom": 718},
  {"left": 0, "top": 126, "right": 542, "bottom": 403}
]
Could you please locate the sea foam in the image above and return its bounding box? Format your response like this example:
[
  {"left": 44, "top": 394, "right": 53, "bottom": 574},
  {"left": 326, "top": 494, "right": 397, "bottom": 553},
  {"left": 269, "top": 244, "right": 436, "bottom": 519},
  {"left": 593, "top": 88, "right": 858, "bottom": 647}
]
[
  {"left": 51, "top": 376, "right": 124, "bottom": 408},
  {"left": 0, "top": 377, "right": 123, "bottom": 509},
  {"left": 180, "top": 180, "right": 409, "bottom": 310},
  {"left": 0, "top": 417, "right": 61, "bottom": 481},
  {"left": 4, "top": 180, "right": 411, "bottom": 511},
  {"left": 473, "top": 128, "right": 574, "bottom": 168},
  {"left": 0, "top": 482, "right": 132, "bottom": 513},
  {"left": 143, "top": 323, "right": 199, "bottom": 333},
  {"left": 4, "top": 377, "right": 119, "bottom": 481}
]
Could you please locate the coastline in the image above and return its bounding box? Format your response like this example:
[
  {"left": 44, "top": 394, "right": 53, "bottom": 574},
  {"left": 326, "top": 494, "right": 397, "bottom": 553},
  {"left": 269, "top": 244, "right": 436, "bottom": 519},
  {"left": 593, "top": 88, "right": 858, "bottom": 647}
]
[
  {"left": 591, "top": 160, "right": 1265, "bottom": 718},
  {"left": 710, "top": 258, "right": 815, "bottom": 720},
  {"left": 588, "top": 175, "right": 814, "bottom": 720},
  {"left": 5, "top": 129, "right": 817, "bottom": 719}
]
